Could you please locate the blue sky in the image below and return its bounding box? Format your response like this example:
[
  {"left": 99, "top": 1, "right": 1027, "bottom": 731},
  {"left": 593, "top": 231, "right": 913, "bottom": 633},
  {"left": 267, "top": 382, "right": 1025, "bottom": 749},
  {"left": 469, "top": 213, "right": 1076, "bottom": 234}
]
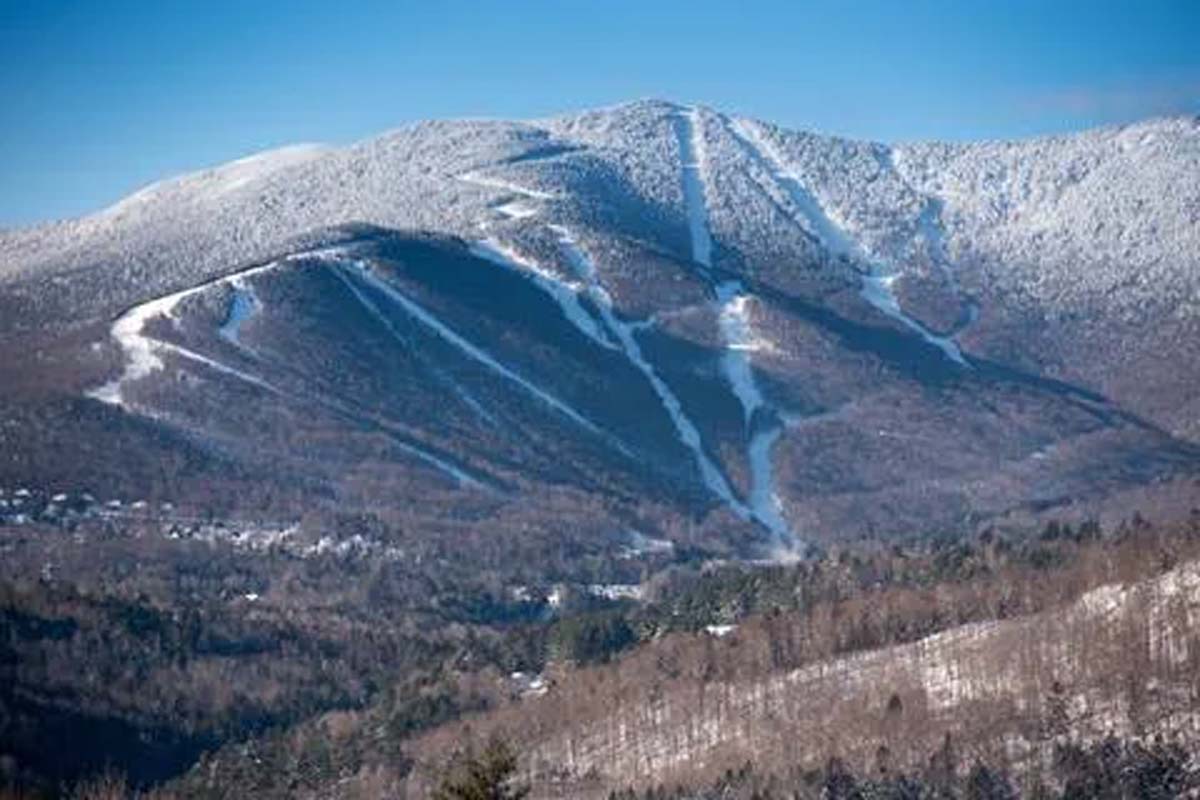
[{"left": 1, "top": 0, "right": 1197, "bottom": 226}]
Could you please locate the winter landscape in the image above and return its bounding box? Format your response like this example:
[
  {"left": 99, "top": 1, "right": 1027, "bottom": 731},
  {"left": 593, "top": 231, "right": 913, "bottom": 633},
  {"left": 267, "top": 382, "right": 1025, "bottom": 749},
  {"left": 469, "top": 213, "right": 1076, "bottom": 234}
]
[{"left": 2, "top": 2, "right": 1200, "bottom": 798}]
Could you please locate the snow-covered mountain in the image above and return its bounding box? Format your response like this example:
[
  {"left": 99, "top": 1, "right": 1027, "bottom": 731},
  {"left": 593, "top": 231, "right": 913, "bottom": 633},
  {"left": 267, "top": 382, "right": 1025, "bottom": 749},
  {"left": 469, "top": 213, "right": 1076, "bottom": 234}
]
[{"left": 2, "top": 100, "right": 1198, "bottom": 555}]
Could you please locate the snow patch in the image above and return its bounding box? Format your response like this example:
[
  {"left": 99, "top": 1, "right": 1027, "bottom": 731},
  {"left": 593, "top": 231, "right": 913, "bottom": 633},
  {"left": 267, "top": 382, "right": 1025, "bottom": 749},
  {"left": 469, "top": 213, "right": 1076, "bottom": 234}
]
[
  {"left": 621, "top": 530, "right": 675, "bottom": 558},
  {"left": 715, "top": 282, "right": 766, "bottom": 423},
  {"left": 704, "top": 624, "right": 737, "bottom": 638},
  {"left": 730, "top": 119, "right": 970, "bottom": 368},
  {"left": 218, "top": 279, "right": 261, "bottom": 344},
  {"left": 588, "top": 584, "right": 644, "bottom": 602},
  {"left": 494, "top": 200, "right": 539, "bottom": 220},
  {"left": 90, "top": 260, "right": 282, "bottom": 406},
  {"left": 457, "top": 171, "right": 559, "bottom": 201}
]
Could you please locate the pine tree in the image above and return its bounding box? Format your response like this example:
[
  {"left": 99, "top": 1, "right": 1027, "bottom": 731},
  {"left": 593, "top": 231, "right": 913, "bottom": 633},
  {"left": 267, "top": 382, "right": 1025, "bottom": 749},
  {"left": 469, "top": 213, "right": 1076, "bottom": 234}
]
[{"left": 432, "top": 736, "right": 530, "bottom": 800}]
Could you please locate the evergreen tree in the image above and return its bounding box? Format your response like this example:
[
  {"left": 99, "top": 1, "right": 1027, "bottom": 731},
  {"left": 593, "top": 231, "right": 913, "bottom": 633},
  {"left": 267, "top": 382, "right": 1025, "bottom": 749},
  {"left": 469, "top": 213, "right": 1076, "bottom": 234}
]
[{"left": 432, "top": 736, "right": 530, "bottom": 800}]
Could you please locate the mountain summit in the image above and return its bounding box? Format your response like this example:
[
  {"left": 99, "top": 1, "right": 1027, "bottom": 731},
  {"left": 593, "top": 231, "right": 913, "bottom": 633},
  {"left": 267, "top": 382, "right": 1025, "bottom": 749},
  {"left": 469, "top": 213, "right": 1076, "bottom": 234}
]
[{"left": 2, "top": 101, "right": 1198, "bottom": 557}]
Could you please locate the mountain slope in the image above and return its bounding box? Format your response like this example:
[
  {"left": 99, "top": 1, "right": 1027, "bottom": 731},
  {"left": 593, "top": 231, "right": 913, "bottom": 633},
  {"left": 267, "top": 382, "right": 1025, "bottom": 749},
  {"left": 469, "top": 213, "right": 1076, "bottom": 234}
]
[
  {"left": 2, "top": 100, "right": 1198, "bottom": 557},
  {"left": 404, "top": 548, "right": 1200, "bottom": 798}
]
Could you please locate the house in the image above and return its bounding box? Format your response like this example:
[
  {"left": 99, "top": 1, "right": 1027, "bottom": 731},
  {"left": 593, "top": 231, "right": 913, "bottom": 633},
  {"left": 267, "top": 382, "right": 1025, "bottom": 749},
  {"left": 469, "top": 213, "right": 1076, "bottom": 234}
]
[
  {"left": 704, "top": 624, "right": 738, "bottom": 638},
  {"left": 509, "top": 671, "right": 550, "bottom": 697},
  {"left": 588, "top": 583, "right": 644, "bottom": 602}
]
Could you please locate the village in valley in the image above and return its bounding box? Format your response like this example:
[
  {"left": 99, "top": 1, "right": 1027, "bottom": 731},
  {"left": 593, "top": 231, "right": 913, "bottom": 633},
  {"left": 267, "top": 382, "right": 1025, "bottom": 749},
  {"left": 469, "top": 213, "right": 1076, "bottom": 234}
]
[{"left": 0, "top": 485, "right": 163, "bottom": 528}]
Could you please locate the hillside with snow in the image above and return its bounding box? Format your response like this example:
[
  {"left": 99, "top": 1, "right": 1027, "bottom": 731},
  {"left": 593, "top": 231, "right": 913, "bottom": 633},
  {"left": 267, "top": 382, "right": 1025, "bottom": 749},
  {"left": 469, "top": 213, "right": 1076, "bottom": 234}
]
[
  {"left": 405, "top": 547, "right": 1200, "bottom": 798},
  {"left": 1, "top": 100, "right": 1198, "bottom": 555}
]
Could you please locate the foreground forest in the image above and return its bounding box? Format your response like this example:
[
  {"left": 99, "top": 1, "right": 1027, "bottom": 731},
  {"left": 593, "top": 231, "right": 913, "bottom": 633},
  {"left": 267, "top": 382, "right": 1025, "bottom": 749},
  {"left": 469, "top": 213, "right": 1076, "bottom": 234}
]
[{"left": 3, "top": 508, "right": 1200, "bottom": 797}]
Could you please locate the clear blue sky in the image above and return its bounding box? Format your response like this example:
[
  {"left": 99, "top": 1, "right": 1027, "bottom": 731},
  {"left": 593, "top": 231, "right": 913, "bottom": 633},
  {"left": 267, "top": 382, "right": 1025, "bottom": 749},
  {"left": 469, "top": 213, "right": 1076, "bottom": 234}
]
[{"left": 1, "top": 0, "right": 1197, "bottom": 226}]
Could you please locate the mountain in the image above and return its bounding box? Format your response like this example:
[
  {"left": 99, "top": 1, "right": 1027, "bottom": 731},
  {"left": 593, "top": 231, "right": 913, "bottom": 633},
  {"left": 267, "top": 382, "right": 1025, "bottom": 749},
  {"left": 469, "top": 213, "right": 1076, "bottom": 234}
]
[{"left": 2, "top": 100, "right": 1199, "bottom": 558}]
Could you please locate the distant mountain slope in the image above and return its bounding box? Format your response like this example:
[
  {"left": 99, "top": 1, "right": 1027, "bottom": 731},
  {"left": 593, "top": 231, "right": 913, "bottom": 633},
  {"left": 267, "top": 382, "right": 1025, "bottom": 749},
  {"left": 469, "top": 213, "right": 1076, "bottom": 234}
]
[
  {"left": 405, "top": 553, "right": 1200, "bottom": 798},
  {"left": 1, "top": 101, "right": 1198, "bottom": 554}
]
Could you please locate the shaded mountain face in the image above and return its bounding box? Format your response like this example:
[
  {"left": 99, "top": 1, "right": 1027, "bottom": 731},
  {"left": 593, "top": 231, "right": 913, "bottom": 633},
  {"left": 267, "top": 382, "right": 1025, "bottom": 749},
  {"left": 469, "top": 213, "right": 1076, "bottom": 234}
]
[{"left": 1, "top": 100, "right": 1198, "bottom": 557}]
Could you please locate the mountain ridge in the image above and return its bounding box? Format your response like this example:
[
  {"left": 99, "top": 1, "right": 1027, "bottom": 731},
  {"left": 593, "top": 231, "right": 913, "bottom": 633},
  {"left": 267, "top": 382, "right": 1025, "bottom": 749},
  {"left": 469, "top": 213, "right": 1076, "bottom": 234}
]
[
  {"left": 1, "top": 99, "right": 1198, "bottom": 556},
  {"left": 6, "top": 98, "right": 1198, "bottom": 233}
]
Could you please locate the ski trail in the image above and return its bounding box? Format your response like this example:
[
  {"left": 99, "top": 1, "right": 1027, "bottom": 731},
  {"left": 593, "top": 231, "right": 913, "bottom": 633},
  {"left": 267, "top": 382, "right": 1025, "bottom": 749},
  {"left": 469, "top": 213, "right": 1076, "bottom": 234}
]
[
  {"left": 241, "top": 338, "right": 493, "bottom": 491},
  {"left": 551, "top": 225, "right": 742, "bottom": 509},
  {"left": 158, "top": 341, "right": 280, "bottom": 393},
  {"left": 333, "top": 403, "right": 489, "bottom": 489},
  {"left": 911, "top": 179, "right": 980, "bottom": 335},
  {"left": 335, "top": 268, "right": 497, "bottom": 425},
  {"left": 494, "top": 200, "right": 539, "bottom": 220},
  {"left": 746, "top": 425, "right": 794, "bottom": 550},
  {"left": 145, "top": 334, "right": 483, "bottom": 491},
  {"left": 888, "top": 146, "right": 979, "bottom": 335},
  {"left": 729, "top": 119, "right": 969, "bottom": 368},
  {"left": 674, "top": 108, "right": 716, "bottom": 273},
  {"left": 218, "top": 278, "right": 260, "bottom": 344},
  {"left": 715, "top": 277, "right": 799, "bottom": 551},
  {"left": 916, "top": 198, "right": 955, "bottom": 288},
  {"left": 469, "top": 240, "right": 617, "bottom": 351},
  {"left": 331, "top": 258, "right": 624, "bottom": 449},
  {"left": 373, "top": 426, "right": 488, "bottom": 489},
  {"left": 459, "top": 160, "right": 742, "bottom": 505},
  {"left": 289, "top": 381, "right": 492, "bottom": 491},
  {"left": 857, "top": 273, "right": 968, "bottom": 366},
  {"left": 675, "top": 109, "right": 801, "bottom": 552},
  {"left": 90, "top": 260, "right": 283, "bottom": 406},
  {"left": 458, "top": 167, "right": 617, "bottom": 354},
  {"left": 89, "top": 259, "right": 486, "bottom": 490},
  {"left": 715, "top": 282, "right": 766, "bottom": 423},
  {"left": 226, "top": 329, "right": 496, "bottom": 492},
  {"left": 456, "top": 171, "right": 559, "bottom": 201},
  {"left": 455, "top": 171, "right": 557, "bottom": 235}
]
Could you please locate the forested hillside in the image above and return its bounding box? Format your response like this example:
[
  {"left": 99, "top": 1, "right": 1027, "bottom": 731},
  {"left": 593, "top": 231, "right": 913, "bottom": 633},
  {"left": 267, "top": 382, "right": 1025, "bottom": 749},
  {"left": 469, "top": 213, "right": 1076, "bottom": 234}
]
[{"left": 7, "top": 511, "right": 1194, "bottom": 797}]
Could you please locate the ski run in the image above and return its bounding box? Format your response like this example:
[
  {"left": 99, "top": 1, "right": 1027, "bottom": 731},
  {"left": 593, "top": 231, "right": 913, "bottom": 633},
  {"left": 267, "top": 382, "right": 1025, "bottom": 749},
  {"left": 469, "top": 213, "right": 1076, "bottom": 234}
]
[{"left": 676, "top": 108, "right": 800, "bottom": 552}]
